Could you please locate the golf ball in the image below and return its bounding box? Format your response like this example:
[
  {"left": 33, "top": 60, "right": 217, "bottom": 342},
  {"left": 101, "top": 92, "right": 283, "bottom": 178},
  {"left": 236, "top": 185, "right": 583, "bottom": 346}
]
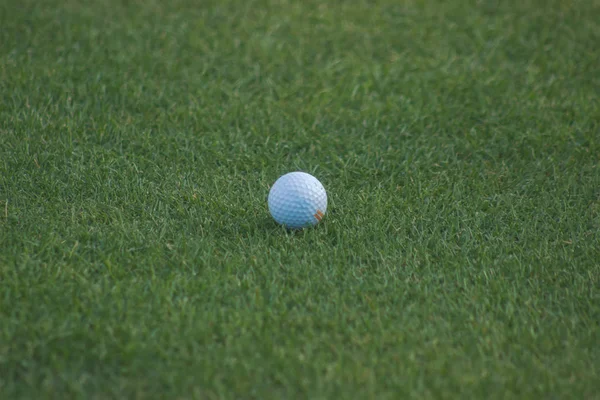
[{"left": 268, "top": 172, "right": 327, "bottom": 229}]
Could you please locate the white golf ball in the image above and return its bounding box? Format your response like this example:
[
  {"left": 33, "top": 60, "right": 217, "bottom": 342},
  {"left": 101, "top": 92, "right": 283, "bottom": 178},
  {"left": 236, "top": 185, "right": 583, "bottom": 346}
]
[{"left": 268, "top": 172, "right": 327, "bottom": 229}]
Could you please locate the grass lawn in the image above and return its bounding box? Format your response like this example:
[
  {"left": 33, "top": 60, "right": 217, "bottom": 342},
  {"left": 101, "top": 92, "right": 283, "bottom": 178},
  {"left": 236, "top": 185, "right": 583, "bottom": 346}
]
[{"left": 1, "top": 0, "right": 599, "bottom": 398}]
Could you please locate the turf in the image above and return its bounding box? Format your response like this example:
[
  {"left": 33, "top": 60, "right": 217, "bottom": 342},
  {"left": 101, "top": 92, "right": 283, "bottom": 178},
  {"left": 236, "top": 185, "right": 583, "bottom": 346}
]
[{"left": 1, "top": 0, "right": 599, "bottom": 398}]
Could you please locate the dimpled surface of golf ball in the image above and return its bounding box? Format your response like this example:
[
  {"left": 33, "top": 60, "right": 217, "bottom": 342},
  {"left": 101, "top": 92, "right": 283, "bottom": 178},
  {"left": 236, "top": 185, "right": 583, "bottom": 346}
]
[{"left": 268, "top": 172, "right": 327, "bottom": 229}]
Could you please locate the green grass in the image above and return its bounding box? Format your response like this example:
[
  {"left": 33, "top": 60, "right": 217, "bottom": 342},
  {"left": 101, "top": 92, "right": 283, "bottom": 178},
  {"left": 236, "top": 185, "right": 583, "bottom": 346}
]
[{"left": 1, "top": 0, "right": 599, "bottom": 398}]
